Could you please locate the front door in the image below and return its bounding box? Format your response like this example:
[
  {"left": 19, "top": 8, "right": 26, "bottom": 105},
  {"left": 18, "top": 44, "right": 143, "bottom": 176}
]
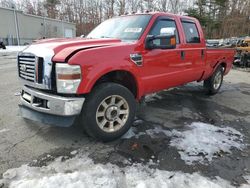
[{"left": 140, "top": 17, "right": 186, "bottom": 94}]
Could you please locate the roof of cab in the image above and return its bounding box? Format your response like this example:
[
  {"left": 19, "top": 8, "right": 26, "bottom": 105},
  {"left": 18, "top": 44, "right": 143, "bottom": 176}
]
[{"left": 119, "top": 12, "right": 197, "bottom": 21}]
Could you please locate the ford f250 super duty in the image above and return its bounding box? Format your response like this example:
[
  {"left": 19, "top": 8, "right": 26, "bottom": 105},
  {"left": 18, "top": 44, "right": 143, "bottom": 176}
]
[{"left": 18, "top": 12, "right": 235, "bottom": 141}]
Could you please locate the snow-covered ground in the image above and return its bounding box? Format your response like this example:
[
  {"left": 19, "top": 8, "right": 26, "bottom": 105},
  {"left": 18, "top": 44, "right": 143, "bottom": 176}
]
[
  {"left": 170, "top": 122, "right": 245, "bottom": 165},
  {"left": 0, "top": 122, "right": 248, "bottom": 188},
  {"left": 0, "top": 153, "right": 245, "bottom": 188},
  {"left": 123, "top": 122, "right": 245, "bottom": 165},
  {"left": 0, "top": 46, "right": 26, "bottom": 54},
  {"left": 144, "top": 93, "right": 163, "bottom": 102},
  {"left": 0, "top": 129, "right": 10, "bottom": 134}
]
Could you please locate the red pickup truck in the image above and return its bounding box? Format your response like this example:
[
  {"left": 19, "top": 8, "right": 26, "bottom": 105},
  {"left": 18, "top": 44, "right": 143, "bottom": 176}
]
[{"left": 18, "top": 12, "right": 235, "bottom": 141}]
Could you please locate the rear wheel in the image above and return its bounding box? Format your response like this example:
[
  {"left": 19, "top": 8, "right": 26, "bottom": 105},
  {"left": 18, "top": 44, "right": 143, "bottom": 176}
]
[
  {"left": 80, "top": 83, "right": 136, "bottom": 142},
  {"left": 204, "top": 65, "right": 224, "bottom": 95}
]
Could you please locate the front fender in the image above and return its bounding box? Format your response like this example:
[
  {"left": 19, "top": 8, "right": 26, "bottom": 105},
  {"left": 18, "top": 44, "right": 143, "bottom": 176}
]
[{"left": 67, "top": 44, "right": 145, "bottom": 99}]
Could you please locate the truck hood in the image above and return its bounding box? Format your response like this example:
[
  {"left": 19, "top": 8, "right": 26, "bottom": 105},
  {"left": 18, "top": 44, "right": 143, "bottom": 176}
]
[{"left": 22, "top": 38, "right": 123, "bottom": 62}]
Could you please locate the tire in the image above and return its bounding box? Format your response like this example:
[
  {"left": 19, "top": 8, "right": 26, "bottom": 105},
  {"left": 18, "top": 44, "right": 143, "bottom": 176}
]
[
  {"left": 80, "top": 82, "right": 136, "bottom": 142},
  {"left": 204, "top": 65, "right": 224, "bottom": 95}
]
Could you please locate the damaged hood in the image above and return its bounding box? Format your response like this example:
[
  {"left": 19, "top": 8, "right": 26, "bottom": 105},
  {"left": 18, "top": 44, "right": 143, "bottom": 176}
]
[
  {"left": 21, "top": 38, "right": 123, "bottom": 62},
  {"left": 18, "top": 38, "right": 124, "bottom": 90}
]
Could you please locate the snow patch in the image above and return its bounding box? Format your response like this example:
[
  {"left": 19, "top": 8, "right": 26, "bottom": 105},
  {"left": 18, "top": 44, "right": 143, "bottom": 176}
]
[
  {"left": 170, "top": 122, "right": 245, "bottom": 165},
  {"left": 243, "top": 175, "right": 250, "bottom": 184},
  {"left": 0, "top": 129, "right": 10, "bottom": 134},
  {"left": 70, "top": 150, "right": 78, "bottom": 155},
  {"left": 144, "top": 93, "right": 162, "bottom": 102},
  {"left": 122, "top": 127, "right": 146, "bottom": 139},
  {"left": 122, "top": 127, "right": 137, "bottom": 139},
  {"left": 0, "top": 46, "right": 26, "bottom": 53},
  {"left": 132, "top": 119, "right": 143, "bottom": 126},
  {"left": 241, "top": 176, "right": 250, "bottom": 188},
  {"left": 0, "top": 154, "right": 235, "bottom": 188},
  {"left": 122, "top": 122, "right": 245, "bottom": 165},
  {"left": 0, "top": 46, "right": 27, "bottom": 57},
  {"left": 145, "top": 126, "right": 172, "bottom": 138},
  {"left": 122, "top": 123, "right": 172, "bottom": 140},
  {"left": 122, "top": 119, "right": 145, "bottom": 139}
]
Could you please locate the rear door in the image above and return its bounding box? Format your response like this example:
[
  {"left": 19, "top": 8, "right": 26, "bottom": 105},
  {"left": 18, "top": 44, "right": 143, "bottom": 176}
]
[{"left": 179, "top": 18, "right": 205, "bottom": 81}]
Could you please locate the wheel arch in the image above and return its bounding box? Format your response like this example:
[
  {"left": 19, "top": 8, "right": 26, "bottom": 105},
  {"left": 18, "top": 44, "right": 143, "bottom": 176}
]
[
  {"left": 213, "top": 61, "right": 227, "bottom": 74},
  {"left": 220, "top": 62, "right": 227, "bottom": 73},
  {"left": 89, "top": 70, "right": 140, "bottom": 99}
]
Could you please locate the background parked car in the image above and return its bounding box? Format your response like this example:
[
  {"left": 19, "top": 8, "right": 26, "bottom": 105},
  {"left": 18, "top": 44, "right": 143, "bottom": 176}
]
[
  {"left": 206, "top": 39, "right": 220, "bottom": 47},
  {"left": 234, "top": 38, "right": 250, "bottom": 67}
]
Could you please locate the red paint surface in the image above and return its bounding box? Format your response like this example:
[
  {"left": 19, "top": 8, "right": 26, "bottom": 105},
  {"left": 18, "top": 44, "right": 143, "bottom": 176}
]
[{"left": 37, "top": 13, "right": 235, "bottom": 100}]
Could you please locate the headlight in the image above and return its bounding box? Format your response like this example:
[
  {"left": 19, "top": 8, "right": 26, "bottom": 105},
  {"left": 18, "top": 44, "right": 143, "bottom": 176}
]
[{"left": 56, "top": 63, "right": 81, "bottom": 94}]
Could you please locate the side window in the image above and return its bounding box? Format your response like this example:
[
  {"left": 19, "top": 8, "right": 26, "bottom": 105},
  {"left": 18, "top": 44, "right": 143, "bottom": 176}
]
[
  {"left": 181, "top": 21, "right": 200, "bottom": 43},
  {"left": 149, "top": 19, "right": 179, "bottom": 45}
]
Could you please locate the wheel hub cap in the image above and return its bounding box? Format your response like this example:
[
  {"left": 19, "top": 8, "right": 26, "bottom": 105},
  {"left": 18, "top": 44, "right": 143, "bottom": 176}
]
[
  {"left": 96, "top": 95, "right": 129, "bottom": 133},
  {"left": 106, "top": 106, "right": 119, "bottom": 121}
]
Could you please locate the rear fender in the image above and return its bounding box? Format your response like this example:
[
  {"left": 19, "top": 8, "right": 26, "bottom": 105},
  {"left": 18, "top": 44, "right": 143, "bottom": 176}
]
[{"left": 201, "top": 61, "right": 227, "bottom": 81}]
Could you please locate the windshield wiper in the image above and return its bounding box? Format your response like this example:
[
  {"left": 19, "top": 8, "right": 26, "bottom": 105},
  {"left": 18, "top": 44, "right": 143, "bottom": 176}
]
[{"left": 100, "top": 36, "right": 113, "bottom": 39}]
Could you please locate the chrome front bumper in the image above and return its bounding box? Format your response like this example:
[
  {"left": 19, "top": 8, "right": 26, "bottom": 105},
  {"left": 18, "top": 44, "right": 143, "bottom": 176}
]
[{"left": 20, "top": 86, "right": 85, "bottom": 116}]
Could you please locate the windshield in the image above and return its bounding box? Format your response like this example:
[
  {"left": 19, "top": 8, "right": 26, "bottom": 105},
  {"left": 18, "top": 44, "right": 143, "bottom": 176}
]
[{"left": 87, "top": 15, "right": 152, "bottom": 41}]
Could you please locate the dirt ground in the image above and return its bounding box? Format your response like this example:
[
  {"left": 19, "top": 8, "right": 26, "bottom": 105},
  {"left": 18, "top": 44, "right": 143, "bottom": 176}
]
[{"left": 0, "top": 52, "right": 250, "bottom": 186}]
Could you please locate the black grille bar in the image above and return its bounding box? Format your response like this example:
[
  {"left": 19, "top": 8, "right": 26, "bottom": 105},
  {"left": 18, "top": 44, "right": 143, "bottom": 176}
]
[
  {"left": 37, "top": 57, "right": 44, "bottom": 84},
  {"left": 18, "top": 55, "right": 36, "bottom": 82},
  {"left": 18, "top": 54, "right": 44, "bottom": 83}
]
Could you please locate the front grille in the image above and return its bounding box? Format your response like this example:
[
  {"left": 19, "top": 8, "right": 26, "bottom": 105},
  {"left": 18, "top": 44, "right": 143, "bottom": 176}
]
[
  {"left": 18, "top": 55, "right": 36, "bottom": 82},
  {"left": 18, "top": 54, "right": 44, "bottom": 83}
]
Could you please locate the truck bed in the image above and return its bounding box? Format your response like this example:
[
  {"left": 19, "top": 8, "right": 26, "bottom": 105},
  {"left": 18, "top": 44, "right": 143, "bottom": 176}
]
[{"left": 206, "top": 48, "right": 235, "bottom": 75}]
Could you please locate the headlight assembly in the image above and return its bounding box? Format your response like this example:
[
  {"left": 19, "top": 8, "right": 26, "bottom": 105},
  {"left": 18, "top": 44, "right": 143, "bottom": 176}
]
[{"left": 56, "top": 63, "right": 81, "bottom": 94}]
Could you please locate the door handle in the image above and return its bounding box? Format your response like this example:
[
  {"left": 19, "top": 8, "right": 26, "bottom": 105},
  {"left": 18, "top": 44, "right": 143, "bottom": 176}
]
[
  {"left": 201, "top": 49, "right": 205, "bottom": 60},
  {"left": 181, "top": 51, "right": 185, "bottom": 60}
]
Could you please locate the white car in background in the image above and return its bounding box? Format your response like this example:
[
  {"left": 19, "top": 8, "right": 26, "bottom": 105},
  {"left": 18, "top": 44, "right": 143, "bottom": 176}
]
[{"left": 206, "top": 39, "right": 220, "bottom": 47}]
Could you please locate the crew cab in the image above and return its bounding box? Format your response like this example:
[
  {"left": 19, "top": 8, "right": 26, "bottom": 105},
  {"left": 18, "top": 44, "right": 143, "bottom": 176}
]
[{"left": 18, "top": 12, "right": 235, "bottom": 141}]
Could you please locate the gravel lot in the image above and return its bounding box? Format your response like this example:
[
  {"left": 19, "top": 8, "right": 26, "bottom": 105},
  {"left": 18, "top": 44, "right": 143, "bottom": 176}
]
[{"left": 0, "top": 51, "right": 250, "bottom": 186}]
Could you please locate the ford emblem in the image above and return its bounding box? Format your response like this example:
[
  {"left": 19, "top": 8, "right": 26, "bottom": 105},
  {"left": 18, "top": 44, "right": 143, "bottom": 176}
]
[{"left": 20, "top": 64, "right": 27, "bottom": 72}]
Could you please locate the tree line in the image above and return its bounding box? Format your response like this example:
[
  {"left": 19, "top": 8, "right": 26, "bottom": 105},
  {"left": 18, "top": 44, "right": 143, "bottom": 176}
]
[
  {"left": 0, "top": 0, "right": 249, "bottom": 39},
  {"left": 186, "top": 0, "right": 250, "bottom": 38}
]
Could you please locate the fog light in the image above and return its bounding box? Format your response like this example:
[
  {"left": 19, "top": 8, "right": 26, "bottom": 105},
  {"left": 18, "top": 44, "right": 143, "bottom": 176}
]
[
  {"left": 47, "top": 101, "right": 50, "bottom": 109},
  {"left": 64, "top": 101, "right": 84, "bottom": 115}
]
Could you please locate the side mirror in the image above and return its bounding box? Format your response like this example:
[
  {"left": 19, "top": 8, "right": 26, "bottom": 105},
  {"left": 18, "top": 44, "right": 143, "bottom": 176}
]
[{"left": 145, "top": 34, "right": 177, "bottom": 50}]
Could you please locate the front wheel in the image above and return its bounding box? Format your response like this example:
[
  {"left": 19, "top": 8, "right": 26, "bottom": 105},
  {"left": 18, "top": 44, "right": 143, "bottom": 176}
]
[
  {"left": 204, "top": 65, "right": 224, "bottom": 95},
  {"left": 80, "top": 83, "right": 136, "bottom": 142}
]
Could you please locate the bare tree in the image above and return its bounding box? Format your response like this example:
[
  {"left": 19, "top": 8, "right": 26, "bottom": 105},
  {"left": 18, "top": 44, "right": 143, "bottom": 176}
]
[
  {"left": 44, "top": 0, "right": 60, "bottom": 19},
  {"left": 0, "top": 0, "right": 249, "bottom": 37},
  {"left": 157, "top": 0, "right": 169, "bottom": 12},
  {"left": 117, "top": 0, "right": 126, "bottom": 15}
]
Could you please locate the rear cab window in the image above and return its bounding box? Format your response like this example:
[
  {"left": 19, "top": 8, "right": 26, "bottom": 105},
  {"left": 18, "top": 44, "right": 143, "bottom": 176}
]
[{"left": 181, "top": 19, "right": 200, "bottom": 44}]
